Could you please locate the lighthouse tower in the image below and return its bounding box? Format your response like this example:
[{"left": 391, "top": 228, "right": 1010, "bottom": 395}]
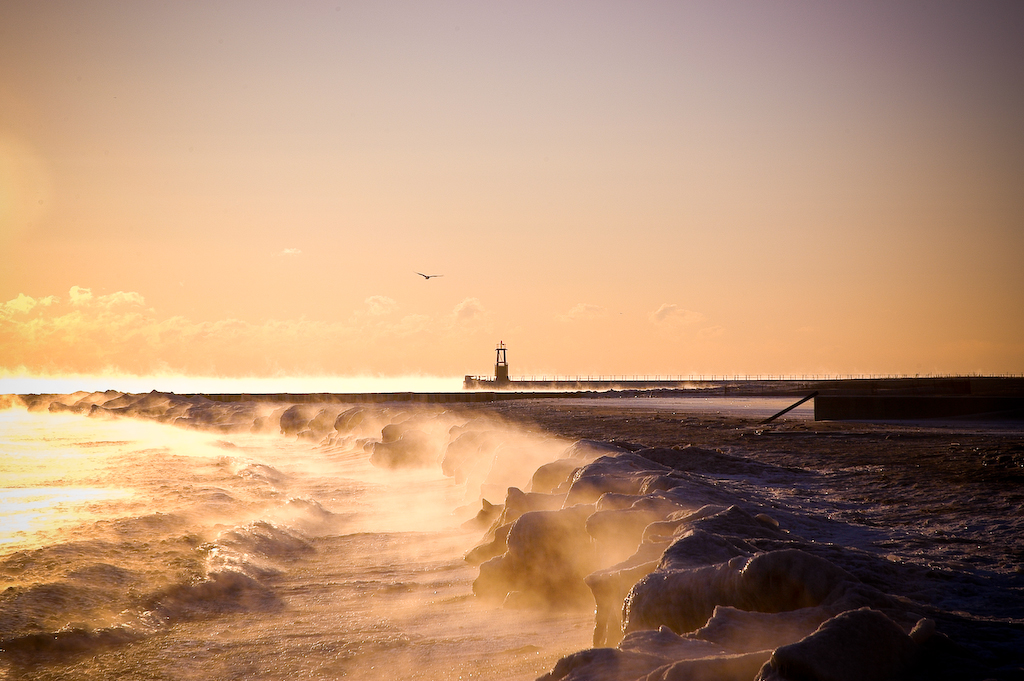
[{"left": 494, "top": 341, "right": 510, "bottom": 385}]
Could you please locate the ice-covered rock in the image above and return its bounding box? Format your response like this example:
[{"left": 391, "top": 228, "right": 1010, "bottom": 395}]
[
  {"left": 756, "top": 607, "right": 918, "bottom": 681},
  {"left": 538, "top": 647, "right": 675, "bottom": 681},
  {"left": 693, "top": 605, "right": 828, "bottom": 653},
  {"left": 332, "top": 406, "right": 365, "bottom": 433},
  {"left": 369, "top": 427, "right": 436, "bottom": 468},
  {"left": 624, "top": 549, "right": 860, "bottom": 636},
  {"left": 530, "top": 458, "right": 583, "bottom": 494},
  {"left": 563, "top": 454, "right": 674, "bottom": 506},
  {"left": 441, "top": 428, "right": 501, "bottom": 482},
  {"left": 473, "top": 504, "right": 597, "bottom": 609},
  {"left": 279, "top": 404, "right": 320, "bottom": 436}
]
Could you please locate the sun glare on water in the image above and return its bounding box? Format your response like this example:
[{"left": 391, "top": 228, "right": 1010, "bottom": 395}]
[
  {"left": 0, "top": 487, "right": 130, "bottom": 546},
  {"left": 0, "top": 409, "right": 232, "bottom": 552}
]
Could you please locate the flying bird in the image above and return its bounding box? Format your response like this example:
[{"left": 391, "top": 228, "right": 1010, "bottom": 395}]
[{"left": 416, "top": 272, "right": 444, "bottom": 280}]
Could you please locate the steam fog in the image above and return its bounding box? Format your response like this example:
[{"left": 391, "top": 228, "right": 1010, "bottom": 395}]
[
  {"left": 1, "top": 392, "right": 593, "bottom": 679},
  {"left": 0, "top": 374, "right": 466, "bottom": 396},
  {"left": 2, "top": 392, "right": 1022, "bottom": 679}
]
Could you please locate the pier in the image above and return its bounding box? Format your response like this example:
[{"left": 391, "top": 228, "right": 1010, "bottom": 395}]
[
  {"left": 189, "top": 375, "right": 1024, "bottom": 421},
  {"left": 459, "top": 343, "right": 1024, "bottom": 420}
]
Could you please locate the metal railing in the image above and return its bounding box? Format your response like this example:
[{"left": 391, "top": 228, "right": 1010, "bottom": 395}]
[{"left": 464, "top": 373, "right": 1024, "bottom": 383}]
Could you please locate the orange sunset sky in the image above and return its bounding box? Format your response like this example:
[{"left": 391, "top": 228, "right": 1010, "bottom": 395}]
[{"left": 2, "top": 1, "right": 1023, "bottom": 383}]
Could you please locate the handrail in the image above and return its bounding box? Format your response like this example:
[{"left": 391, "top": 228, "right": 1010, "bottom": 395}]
[{"left": 464, "top": 373, "right": 1023, "bottom": 382}]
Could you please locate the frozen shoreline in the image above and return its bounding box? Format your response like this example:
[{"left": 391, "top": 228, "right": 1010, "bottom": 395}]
[
  {"left": 476, "top": 400, "right": 1024, "bottom": 680},
  {"left": 3, "top": 392, "right": 1023, "bottom": 680}
]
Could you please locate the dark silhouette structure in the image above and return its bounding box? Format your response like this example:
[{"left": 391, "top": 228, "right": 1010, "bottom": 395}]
[
  {"left": 494, "top": 341, "right": 509, "bottom": 385},
  {"left": 461, "top": 344, "right": 1024, "bottom": 420}
]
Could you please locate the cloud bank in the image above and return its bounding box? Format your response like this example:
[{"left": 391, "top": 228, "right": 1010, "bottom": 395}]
[
  {"left": 650, "top": 304, "right": 705, "bottom": 325},
  {"left": 451, "top": 298, "right": 488, "bottom": 326},
  {"left": 364, "top": 295, "right": 398, "bottom": 316},
  {"left": 559, "top": 303, "right": 607, "bottom": 322},
  {"left": 0, "top": 287, "right": 491, "bottom": 376}
]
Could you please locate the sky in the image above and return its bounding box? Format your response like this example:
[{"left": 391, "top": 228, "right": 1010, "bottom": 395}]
[{"left": 2, "top": 0, "right": 1023, "bottom": 382}]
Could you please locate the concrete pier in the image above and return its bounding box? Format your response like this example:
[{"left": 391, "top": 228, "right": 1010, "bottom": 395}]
[
  {"left": 189, "top": 376, "right": 1024, "bottom": 421},
  {"left": 814, "top": 395, "right": 1024, "bottom": 421}
]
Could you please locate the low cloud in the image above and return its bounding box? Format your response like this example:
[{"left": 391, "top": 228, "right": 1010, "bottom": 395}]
[
  {"left": 279, "top": 248, "right": 302, "bottom": 256},
  {"left": 650, "top": 303, "right": 705, "bottom": 325},
  {"left": 66, "top": 286, "right": 144, "bottom": 309},
  {"left": 452, "top": 297, "right": 486, "bottom": 324},
  {"left": 97, "top": 291, "right": 146, "bottom": 308},
  {"left": 364, "top": 295, "right": 398, "bottom": 316},
  {"left": 2, "top": 287, "right": 168, "bottom": 374},
  {"left": 69, "top": 286, "right": 93, "bottom": 305},
  {"left": 0, "top": 293, "right": 57, "bottom": 318},
  {"left": 559, "top": 303, "right": 606, "bottom": 322},
  {"left": 698, "top": 325, "right": 725, "bottom": 339},
  {"left": 392, "top": 314, "right": 431, "bottom": 336},
  {"left": 0, "top": 286, "right": 490, "bottom": 375}
]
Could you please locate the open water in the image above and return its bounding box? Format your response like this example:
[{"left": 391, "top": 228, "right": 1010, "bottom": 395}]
[
  {"left": 0, "top": 400, "right": 592, "bottom": 680},
  {"left": 1, "top": 393, "right": 1022, "bottom": 680}
]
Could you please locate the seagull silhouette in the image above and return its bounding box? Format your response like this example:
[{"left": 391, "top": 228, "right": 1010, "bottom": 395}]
[{"left": 415, "top": 272, "right": 444, "bottom": 280}]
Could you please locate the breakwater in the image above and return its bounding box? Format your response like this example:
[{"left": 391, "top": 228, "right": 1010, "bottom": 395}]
[
  {"left": 196, "top": 376, "right": 1024, "bottom": 421},
  {"left": 463, "top": 375, "right": 1024, "bottom": 396},
  {"left": 17, "top": 376, "right": 1022, "bottom": 420}
]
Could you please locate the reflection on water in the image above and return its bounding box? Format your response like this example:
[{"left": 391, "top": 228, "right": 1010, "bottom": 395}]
[
  {"left": 3, "top": 393, "right": 1021, "bottom": 679},
  {"left": 0, "top": 401, "right": 592, "bottom": 680},
  {"left": 0, "top": 410, "right": 232, "bottom": 551},
  {"left": 0, "top": 487, "right": 130, "bottom": 545}
]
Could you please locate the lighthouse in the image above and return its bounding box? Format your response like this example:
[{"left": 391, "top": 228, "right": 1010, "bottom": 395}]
[{"left": 494, "top": 341, "right": 510, "bottom": 385}]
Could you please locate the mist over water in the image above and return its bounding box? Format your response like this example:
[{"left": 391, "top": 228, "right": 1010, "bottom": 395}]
[
  {"left": 2, "top": 391, "right": 1022, "bottom": 680},
  {"left": 0, "top": 374, "right": 465, "bottom": 396},
  {"left": 0, "top": 395, "right": 591, "bottom": 679}
]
